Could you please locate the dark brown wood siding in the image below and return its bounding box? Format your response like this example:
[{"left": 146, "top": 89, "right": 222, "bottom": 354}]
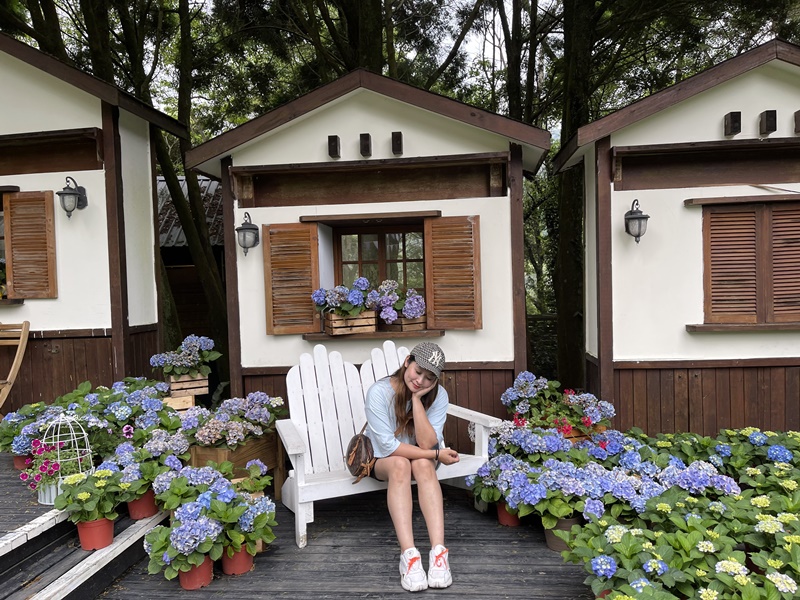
[
  {"left": 243, "top": 366, "right": 514, "bottom": 453},
  {"left": 595, "top": 362, "right": 800, "bottom": 436},
  {"left": 0, "top": 326, "right": 158, "bottom": 413}
]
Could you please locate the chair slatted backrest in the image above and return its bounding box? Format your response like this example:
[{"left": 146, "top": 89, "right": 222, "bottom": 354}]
[
  {"left": 0, "top": 321, "right": 30, "bottom": 415},
  {"left": 360, "top": 340, "right": 409, "bottom": 398},
  {"left": 286, "top": 345, "right": 365, "bottom": 475}
]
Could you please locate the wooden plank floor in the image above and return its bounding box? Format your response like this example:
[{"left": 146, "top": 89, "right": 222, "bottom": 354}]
[
  {"left": 100, "top": 486, "right": 593, "bottom": 599},
  {"left": 0, "top": 453, "right": 53, "bottom": 533}
]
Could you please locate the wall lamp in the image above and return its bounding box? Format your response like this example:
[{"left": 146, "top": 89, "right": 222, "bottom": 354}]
[
  {"left": 624, "top": 199, "right": 650, "bottom": 243},
  {"left": 236, "top": 212, "right": 259, "bottom": 256},
  {"left": 56, "top": 177, "right": 88, "bottom": 218}
]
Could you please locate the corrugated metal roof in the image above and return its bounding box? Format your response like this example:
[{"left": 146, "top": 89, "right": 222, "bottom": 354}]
[{"left": 157, "top": 176, "right": 224, "bottom": 247}]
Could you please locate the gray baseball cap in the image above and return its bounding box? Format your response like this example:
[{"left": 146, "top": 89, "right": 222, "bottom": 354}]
[{"left": 410, "top": 342, "right": 446, "bottom": 378}]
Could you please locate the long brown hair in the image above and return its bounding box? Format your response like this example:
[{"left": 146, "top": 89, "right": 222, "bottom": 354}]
[{"left": 391, "top": 356, "right": 439, "bottom": 438}]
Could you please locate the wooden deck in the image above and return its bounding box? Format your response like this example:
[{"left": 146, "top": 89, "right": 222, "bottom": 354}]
[
  {"left": 0, "top": 453, "right": 53, "bottom": 533},
  {"left": 99, "top": 486, "right": 593, "bottom": 599}
]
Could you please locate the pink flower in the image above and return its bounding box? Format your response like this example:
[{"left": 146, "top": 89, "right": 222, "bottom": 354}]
[
  {"left": 52, "top": 462, "right": 60, "bottom": 471},
  {"left": 19, "top": 472, "right": 29, "bottom": 481},
  {"left": 31, "top": 439, "right": 41, "bottom": 448},
  {"left": 28, "top": 482, "right": 38, "bottom": 490},
  {"left": 35, "top": 448, "right": 44, "bottom": 455},
  {"left": 563, "top": 389, "right": 576, "bottom": 396},
  {"left": 24, "top": 457, "right": 32, "bottom": 465},
  {"left": 33, "top": 474, "right": 42, "bottom": 482},
  {"left": 122, "top": 425, "right": 134, "bottom": 438},
  {"left": 582, "top": 416, "right": 593, "bottom": 427},
  {"left": 39, "top": 465, "right": 47, "bottom": 473}
]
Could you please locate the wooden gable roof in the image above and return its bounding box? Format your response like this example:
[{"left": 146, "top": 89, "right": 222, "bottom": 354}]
[
  {"left": 0, "top": 33, "right": 187, "bottom": 139},
  {"left": 554, "top": 38, "right": 800, "bottom": 172},
  {"left": 185, "top": 68, "right": 551, "bottom": 173}
]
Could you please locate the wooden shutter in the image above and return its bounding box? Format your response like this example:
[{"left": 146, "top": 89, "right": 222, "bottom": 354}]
[
  {"left": 424, "top": 215, "right": 482, "bottom": 329},
  {"left": 770, "top": 203, "right": 800, "bottom": 322},
  {"left": 4, "top": 191, "right": 58, "bottom": 299},
  {"left": 263, "top": 223, "right": 319, "bottom": 334},
  {"left": 704, "top": 206, "right": 758, "bottom": 323}
]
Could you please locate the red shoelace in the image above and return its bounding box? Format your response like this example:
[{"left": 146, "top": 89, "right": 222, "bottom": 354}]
[
  {"left": 406, "top": 555, "right": 421, "bottom": 573},
  {"left": 432, "top": 548, "right": 448, "bottom": 567}
]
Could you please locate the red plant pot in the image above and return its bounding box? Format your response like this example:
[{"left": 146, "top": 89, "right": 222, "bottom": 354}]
[
  {"left": 221, "top": 546, "right": 255, "bottom": 575},
  {"left": 127, "top": 488, "right": 158, "bottom": 520},
  {"left": 13, "top": 454, "right": 31, "bottom": 470},
  {"left": 76, "top": 518, "right": 114, "bottom": 551},
  {"left": 497, "top": 500, "right": 522, "bottom": 527},
  {"left": 179, "top": 555, "right": 214, "bottom": 590}
]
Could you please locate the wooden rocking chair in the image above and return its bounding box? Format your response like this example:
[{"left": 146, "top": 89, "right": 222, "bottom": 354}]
[{"left": 0, "top": 321, "right": 30, "bottom": 415}]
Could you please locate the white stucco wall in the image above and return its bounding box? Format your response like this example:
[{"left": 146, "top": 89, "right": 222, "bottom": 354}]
[
  {"left": 119, "top": 111, "right": 157, "bottom": 326},
  {"left": 235, "top": 197, "right": 514, "bottom": 368},
  {"left": 233, "top": 89, "right": 510, "bottom": 165},
  {"left": 604, "top": 60, "right": 800, "bottom": 361},
  {"left": 1, "top": 52, "right": 102, "bottom": 132},
  {"left": 613, "top": 62, "right": 800, "bottom": 146},
  {"left": 0, "top": 171, "right": 112, "bottom": 330}
]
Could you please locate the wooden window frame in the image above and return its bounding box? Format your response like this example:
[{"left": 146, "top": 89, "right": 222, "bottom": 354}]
[
  {"left": 696, "top": 200, "right": 800, "bottom": 329},
  {"left": 333, "top": 225, "right": 425, "bottom": 291}
]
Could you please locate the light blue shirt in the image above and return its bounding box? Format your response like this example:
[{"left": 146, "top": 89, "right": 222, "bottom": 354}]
[{"left": 365, "top": 377, "right": 448, "bottom": 458}]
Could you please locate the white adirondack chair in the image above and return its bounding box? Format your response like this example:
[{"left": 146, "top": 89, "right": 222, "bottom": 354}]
[{"left": 277, "top": 341, "right": 502, "bottom": 548}]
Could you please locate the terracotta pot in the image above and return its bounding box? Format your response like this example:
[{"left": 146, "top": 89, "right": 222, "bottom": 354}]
[
  {"left": 497, "top": 500, "right": 522, "bottom": 527},
  {"left": 597, "top": 590, "right": 611, "bottom": 599},
  {"left": 127, "top": 488, "right": 158, "bottom": 519},
  {"left": 13, "top": 454, "right": 31, "bottom": 470},
  {"left": 221, "top": 546, "right": 255, "bottom": 575},
  {"left": 76, "top": 517, "right": 114, "bottom": 550},
  {"left": 179, "top": 555, "right": 214, "bottom": 590},
  {"left": 544, "top": 516, "right": 583, "bottom": 552}
]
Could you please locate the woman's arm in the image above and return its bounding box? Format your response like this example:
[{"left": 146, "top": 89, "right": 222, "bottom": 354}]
[{"left": 389, "top": 441, "right": 460, "bottom": 465}]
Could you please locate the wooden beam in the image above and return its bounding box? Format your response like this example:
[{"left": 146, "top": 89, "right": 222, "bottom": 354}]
[
  {"left": 509, "top": 144, "right": 526, "bottom": 376},
  {"left": 221, "top": 156, "right": 244, "bottom": 398},
  {"left": 596, "top": 137, "right": 614, "bottom": 403},
  {"left": 102, "top": 102, "right": 130, "bottom": 380}
]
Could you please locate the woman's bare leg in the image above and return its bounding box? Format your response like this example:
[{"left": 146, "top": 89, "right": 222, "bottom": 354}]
[
  {"left": 375, "top": 456, "right": 415, "bottom": 550},
  {"left": 410, "top": 458, "right": 444, "bottom": 547}
]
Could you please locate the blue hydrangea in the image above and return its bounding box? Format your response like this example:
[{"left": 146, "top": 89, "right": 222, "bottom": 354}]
[
  {"left": 583, "top": 498, "right": 605, "bottom": 521},
  {"left": 174, "top": 501, "right": 203, "bottom": 523},
  {"left": 352, "top": 277, "right": 370, "bottom": 291},
  {"left": 715, "top": 444, "right": 732, "bottom": 457},
  {"left": 169, "top": 515, "right": 222, "bottom": 555},
  {"left": 311, "top": 288, "right": 327, "bottom": 306},
  {"left": 767, "top": 445, "right": 793, "bottom": 463},
  {"left": 749, "top": 432, "right": 768, "bottom": 446},
  {"left": 164, "top": 455, "right": 183, "bottom": 471},
  {"left": 643, "top": 559, "right": 669, "bottom": 576},
  {"left": 590, "top": 555, "right": 617, "bottom": 578}
]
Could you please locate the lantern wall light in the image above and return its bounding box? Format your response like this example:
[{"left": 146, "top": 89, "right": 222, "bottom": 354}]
[
  {"left": 56, "top": 176, "right": 88, "bottom": 218},
  {"left": 236, "top": 212, "right": 260, "bottom": 256},
  {"left": 624, "top": 199, "right": 650, "bottom": 243}
]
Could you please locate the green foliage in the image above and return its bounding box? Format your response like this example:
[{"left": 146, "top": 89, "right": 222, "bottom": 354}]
[{"left": 55, "top": 469, "right": 123, "bottom": 523}]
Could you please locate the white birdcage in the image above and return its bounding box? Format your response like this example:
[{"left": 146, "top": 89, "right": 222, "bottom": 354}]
[{"left": 41, "top": 413, "right": 94, "bottom": 486}]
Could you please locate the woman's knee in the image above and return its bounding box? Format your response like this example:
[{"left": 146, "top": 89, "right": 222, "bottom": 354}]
[
  {"left": 380, "top": 456, "right": 412, "bottom": 482},
  {"left": 410, "top": 457, "right": 437, "bottom": 483}
]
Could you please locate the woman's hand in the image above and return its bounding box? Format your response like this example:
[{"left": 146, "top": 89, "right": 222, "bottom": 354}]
[
  {"left": 437, "top": 448, "right": 459, "bottom": 465},
  {"left": 411, "top": 380, "right": 438, "bottom": 403}
]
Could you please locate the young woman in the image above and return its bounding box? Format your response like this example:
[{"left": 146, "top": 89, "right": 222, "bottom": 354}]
[{"left": 365, "top": 342, "right": 460, "bottom": 592}]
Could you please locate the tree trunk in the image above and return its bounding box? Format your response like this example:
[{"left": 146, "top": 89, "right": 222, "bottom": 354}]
[{"left": 555, "top": 0, "right": 594, "bottom": 389}]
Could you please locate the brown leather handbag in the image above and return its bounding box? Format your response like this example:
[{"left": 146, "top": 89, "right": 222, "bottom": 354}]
[{"left": 345, "top": 422, "right": 377, "bottom": 484}]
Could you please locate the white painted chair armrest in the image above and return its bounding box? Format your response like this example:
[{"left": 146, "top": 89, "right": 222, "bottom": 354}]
[
  {"left": 276, "top": 419, "right": 307, "bottom": 456},
  {"left": 446, "top": 404, "right": 502, "bottom": 428}
]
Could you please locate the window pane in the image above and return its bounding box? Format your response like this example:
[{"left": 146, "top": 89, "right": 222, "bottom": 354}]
[
  {"left": 386, "top": 233, "right": 403, "bottom": 260},
  {"left": 363, "top": 263, "right": 379, "bottom": 285},
  {"left": 362, "top": 234, "right": 379, "bottom": 260},
  {"left": 407, "top": 262, "right": 424, "bottom": 290},
  {"left": 341, "top": 234, "right": 358, "bottom": 262},
  {"left": 387, "top": 261, "right": 403, "bottom": 286},
  {"left": 406, "top": 232, "right": 423, "bottom": 260},
  {"left": 342, "top": 264, "right": 358, "bottom": 288}
]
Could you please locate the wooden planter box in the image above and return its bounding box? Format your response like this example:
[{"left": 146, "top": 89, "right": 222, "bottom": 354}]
[
  {"left": 189, "top": 433, "right": 285, "bottom": 501},
  {"left": 323, "top": 311, "right": 377, "bottom": 335},
  {"left": 165, "top": 375, "right": 209, "bottom": 410},
  {"left": 378, "top": 316, "right": 427, "bottom": 332}
]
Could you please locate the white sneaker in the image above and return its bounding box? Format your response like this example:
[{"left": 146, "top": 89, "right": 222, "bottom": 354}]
[
  {"left": 428, "top": 544, "right": 453, "bottom": 588},
  {"left": 399, "top": 547, "right": 428, "bottom": 592}
]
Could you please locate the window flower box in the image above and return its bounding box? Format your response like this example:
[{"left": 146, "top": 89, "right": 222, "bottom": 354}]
[
  {"left": 323, "top": 311, "right": 377, "bottom": 335},
  {"left": 378, "top": 316, "right": 427, "bottom": 332}
]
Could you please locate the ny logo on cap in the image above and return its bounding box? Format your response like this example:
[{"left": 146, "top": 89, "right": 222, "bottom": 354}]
[{"left": 429, "top": 350, "right": 444, "bottom": 367}]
